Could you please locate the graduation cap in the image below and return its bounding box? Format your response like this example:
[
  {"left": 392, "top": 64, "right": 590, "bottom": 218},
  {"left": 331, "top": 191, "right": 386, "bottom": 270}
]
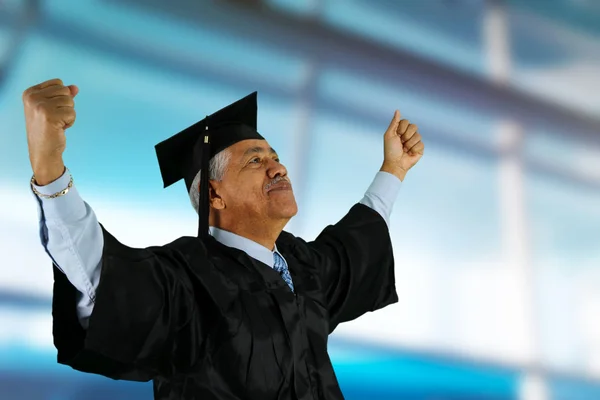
[{"left": 155, "top": 92, "right": 265, "bottom": 239}]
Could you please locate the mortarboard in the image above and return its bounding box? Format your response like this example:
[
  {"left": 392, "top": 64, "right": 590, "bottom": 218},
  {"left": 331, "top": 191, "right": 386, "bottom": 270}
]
[{"left": 154, "top": 92, "right": 265, "bottom": 239}]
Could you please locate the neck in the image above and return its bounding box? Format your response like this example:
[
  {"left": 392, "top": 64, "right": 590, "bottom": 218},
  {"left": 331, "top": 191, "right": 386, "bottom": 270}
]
[{"left": 211, "top": 216, "right": 288, "bottom": 251}]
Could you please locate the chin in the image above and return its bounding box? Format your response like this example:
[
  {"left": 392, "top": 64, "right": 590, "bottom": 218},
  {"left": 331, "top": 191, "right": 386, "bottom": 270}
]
[
  {"left": 270, "top": 196, "right": 298, "bottom": 219},
  {"left": 276, "top": 202, "right": 298, "bottom": 219},
  {"left": 284, "top": 205, "right": 299, "bottom": 218}
]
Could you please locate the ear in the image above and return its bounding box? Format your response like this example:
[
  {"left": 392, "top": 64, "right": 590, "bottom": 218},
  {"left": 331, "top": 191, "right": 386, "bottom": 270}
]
[{"left": 208, "top": 180, "right": 225, "bottom": 210}]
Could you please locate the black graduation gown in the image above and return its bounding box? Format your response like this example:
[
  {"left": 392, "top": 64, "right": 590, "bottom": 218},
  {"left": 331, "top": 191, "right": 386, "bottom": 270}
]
[{"left": 51, "top": 203, "right": 398, "bottom": 399}]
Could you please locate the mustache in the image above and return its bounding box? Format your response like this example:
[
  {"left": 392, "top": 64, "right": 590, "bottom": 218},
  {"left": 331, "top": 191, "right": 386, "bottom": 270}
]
[{"left": 265, "top": 176, "right": 291, "bottom": 191}]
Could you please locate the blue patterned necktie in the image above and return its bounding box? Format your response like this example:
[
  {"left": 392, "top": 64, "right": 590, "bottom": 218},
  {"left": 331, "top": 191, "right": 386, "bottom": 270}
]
[{"left": 273, "top": 252, "right": 294, "bottom": 292}]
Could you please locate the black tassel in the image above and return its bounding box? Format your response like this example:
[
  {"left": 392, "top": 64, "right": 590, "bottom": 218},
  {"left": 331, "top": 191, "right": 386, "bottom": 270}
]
[{"left": 198, "top": 133, "right": 210, "bottom": 239}]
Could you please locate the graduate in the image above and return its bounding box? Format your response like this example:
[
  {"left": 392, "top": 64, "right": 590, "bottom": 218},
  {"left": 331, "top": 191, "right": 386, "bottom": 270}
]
[{"left": 23, "top": 78, "right": 424, "bottom": 399}]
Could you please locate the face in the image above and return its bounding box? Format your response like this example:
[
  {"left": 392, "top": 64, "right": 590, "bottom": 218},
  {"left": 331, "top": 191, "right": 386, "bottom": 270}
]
[{"left": 211, "top": 139, "right": 298, "bottom": 223}]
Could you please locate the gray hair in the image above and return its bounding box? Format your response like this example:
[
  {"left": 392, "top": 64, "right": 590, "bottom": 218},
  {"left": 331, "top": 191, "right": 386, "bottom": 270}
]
[{"left": 189, "top": 149, "right": 231, "bottom": 214}]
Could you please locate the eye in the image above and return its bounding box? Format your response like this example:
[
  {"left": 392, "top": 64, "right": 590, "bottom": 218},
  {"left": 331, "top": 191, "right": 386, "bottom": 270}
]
[{"left": 249, "top": 157, "right": 261, "bottom": 164}]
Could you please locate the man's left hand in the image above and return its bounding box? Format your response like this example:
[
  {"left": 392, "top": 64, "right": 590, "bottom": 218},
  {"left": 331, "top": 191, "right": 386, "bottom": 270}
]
[{"left": 380, "top": 110, "right": 424, "bottom": 181}]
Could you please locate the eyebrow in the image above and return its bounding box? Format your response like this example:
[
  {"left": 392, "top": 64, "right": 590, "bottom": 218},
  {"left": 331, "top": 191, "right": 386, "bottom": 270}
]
[{"left": 242, "top": 146, "right": 278, "bottom": 158}]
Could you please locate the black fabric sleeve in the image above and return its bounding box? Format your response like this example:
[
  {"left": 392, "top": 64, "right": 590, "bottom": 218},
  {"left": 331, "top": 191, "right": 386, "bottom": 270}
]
[
  {"left": 307, "top": 203, "right": 398, "bottom": 333},
  {"left": 52, "top": 224, "right": 206, "bottom": 381}
]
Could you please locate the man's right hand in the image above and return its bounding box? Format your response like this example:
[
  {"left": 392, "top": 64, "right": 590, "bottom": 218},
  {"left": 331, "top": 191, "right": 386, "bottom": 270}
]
[{"left": 23, "top": 78, "right": 79, "bottom": 185}]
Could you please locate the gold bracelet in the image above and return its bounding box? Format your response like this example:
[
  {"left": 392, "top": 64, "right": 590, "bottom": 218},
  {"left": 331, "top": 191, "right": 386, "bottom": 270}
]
[{"left": 30, "top": 174, "right": 73, "bottom": 199}]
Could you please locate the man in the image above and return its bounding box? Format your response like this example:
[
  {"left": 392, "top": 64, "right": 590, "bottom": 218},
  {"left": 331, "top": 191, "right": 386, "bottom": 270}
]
[{"left": 24, "top": 78, "right": 424, "bottom": 400}]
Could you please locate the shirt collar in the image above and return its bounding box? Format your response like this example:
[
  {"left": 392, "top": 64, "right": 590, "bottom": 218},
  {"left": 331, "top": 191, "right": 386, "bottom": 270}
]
[{"left": 209, "top": 226, "right": 283, "bottom": 269}]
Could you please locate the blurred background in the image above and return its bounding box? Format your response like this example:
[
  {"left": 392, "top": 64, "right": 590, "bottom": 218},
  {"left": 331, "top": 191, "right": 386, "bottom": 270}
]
[{"left": 0, "top": 0, "right": 599, "bottom": 399}]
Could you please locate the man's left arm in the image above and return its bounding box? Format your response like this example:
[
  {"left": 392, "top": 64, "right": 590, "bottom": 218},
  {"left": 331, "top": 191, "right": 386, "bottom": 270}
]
[{"left": 308, "top": 110, "right": 424, "bottom": 332}]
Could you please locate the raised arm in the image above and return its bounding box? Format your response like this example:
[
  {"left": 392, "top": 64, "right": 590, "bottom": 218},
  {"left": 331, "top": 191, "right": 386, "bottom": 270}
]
[
  {"left": 24, "top": 78, "right": 103, "bottom": 329},
  {"left": 310, "top": 110, "right": 424, "bottom": 332},
  {"left": 23, "top": 79, "right": 206, "bottom": 380}
]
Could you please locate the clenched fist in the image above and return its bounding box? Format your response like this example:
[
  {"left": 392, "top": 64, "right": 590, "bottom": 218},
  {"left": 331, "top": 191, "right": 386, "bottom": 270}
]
[
  {"left": 23, "top": 78, "right": 79, "bottom": 185},
  {"left": 380, "top": 110, "right": 424, "bottom": 181}
]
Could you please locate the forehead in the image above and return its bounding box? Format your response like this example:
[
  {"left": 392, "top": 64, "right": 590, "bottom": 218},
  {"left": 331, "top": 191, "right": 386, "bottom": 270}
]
[{"left": 228, "top": 139, "right": 275, "bottom": 156}]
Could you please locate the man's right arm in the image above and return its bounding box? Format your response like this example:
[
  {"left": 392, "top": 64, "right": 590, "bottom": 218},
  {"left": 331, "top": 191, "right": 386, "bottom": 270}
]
[
  {"left": 31, "top": 168, "right": 102, "bottom": 329},
  {"left": 23, "top": 80, "right": 207, "bottom": 380}
]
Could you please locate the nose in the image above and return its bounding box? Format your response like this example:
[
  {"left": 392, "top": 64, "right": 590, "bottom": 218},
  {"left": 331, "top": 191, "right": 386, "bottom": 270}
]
[{"left": 267, "top": 159, "right": 288, "bottom": 180}]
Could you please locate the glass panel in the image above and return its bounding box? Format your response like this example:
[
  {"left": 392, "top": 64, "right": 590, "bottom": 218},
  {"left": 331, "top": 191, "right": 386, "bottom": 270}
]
[
  {"left": 508, "top": 6, "right": 600, "bottom": 117},
  {"left": 0, "top": 26, "right": 14, "bottom": 63},
  {"left": 322, "top": 0, "right": 487, "bottom": 75},
  {"left": 0, "top": 306, "right": 154, "bottom": 398},
  {"left": 0, "top": 307, "right": 54, "bottom": 363},
  {"left": 528, "top": 172, "right": 600, "bottom": 375},
  {"left": 42, "top": 0, "right": 308, "bottom": 89},
  {"left": 266, "top": 0, "right": 320, "bottom": 16},
  {"left": 0, "top": 0, "right": 27, "bottom": 15},
  {"left": 525, "top": 130, "right": 600, "bottom": 183},
  {"left": 549, "top": 376, "right": 600, "bottom": 400},
  {"left": 329, "top": 339, "right": 519, "bottom": 400}
]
